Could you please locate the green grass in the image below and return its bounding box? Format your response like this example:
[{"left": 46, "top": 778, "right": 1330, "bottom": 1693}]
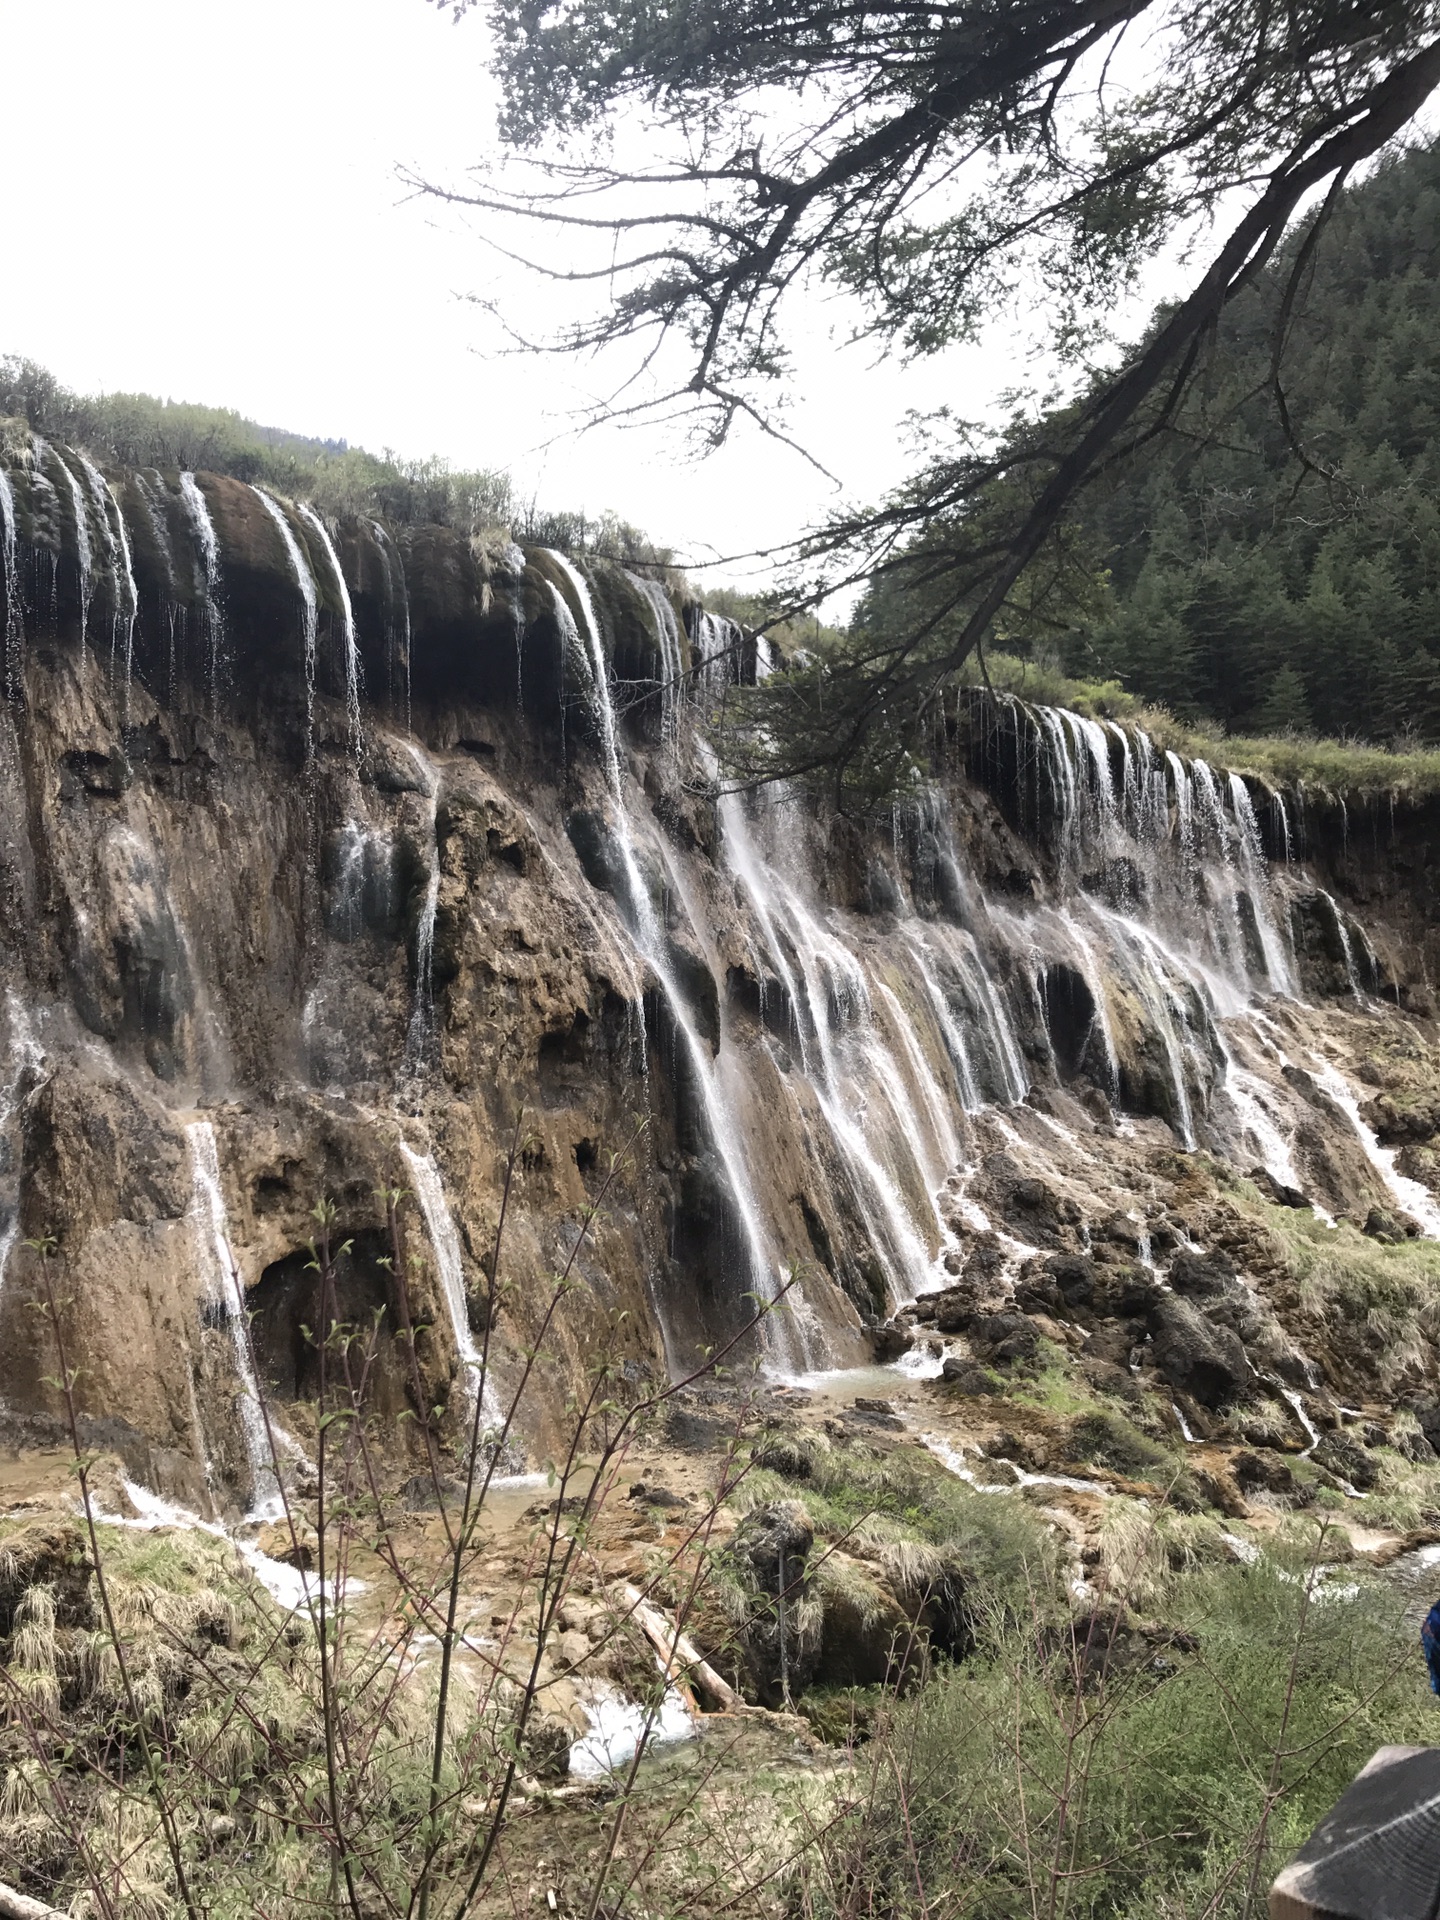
[
  {"left": 1258, "top": 1203, "right": 1440, "bottom": 1389},
  {"left": 737, "top": 1431, "right": 1056, "bottom": 1611},
  {"left": 795, "top": 1549, "right": 1431, "bottom": 1920}
]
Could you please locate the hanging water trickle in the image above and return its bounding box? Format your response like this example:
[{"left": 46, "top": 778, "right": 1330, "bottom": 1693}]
[
  {"left": 254, "top": 490, "right": 318, "bottom": 757},
  {"left": 179, "top": 472, "right": 225, "bottom": 706},
  {"left": 398, "top": 1142, "right": 505, "bottom": 1443},
  {"left": 186, "top": 1121, "right": 301, "bottom": 1518},
  {"left": 625, "top": 570, "right": 686, "bottom": 740},
  {"left": 42, "top": 442, "right": 94, "bottom": 656},
  {"left": 299, "top": 504, "right": 363, "bottom": 757},
  {"left": 75, "top": 453, "right": 138, "bottom": 709},
  {"left": 401, "top": 743, "right": 442, "bottom": 1073},
  {"left": 544, "top": 550, "right": 813, "bottom": 1373},
  {"left": 0, "top": 470, "right": 22, "bottom": 702},
  {"left": 370, "top": 520, "right": 411, "bottom": 726}
]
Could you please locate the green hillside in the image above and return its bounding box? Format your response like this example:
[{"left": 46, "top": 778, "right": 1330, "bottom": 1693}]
[{"left": 1060, "top": 140, "right": 1440, "bottom": 742}]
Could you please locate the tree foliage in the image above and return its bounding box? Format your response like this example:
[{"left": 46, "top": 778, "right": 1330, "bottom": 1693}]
[
  {"left": 427, "top": 0, "right": 1440, "bottom": 789},
  {"left": 1059, "top": 139, "right": 1440, "bottom": 742}
]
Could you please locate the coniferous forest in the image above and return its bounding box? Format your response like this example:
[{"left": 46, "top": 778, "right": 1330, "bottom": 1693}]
[{"left": 1058, "top": 140, "right": 1440, "bottom": 742}]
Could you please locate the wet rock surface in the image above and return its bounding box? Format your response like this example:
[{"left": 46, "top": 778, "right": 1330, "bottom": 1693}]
[{"left": 1, "top": 433, "right": 1440, "bottom": 1545}]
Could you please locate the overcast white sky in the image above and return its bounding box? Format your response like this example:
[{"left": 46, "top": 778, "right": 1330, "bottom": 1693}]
[{"left": 8, "top": 0, "right": 1162, "bottom": 589}]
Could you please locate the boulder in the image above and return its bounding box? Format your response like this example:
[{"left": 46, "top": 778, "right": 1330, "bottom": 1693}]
[
  {"left": 1248, "top": 1167, "right": 1312, "bottom": 1210},
  {"left": 816, "top": 1555, "right": 914, "bottom": 1688},
  {"left": 1232, "top": 1450, "right": 1303, "bottom": 1499},
  {"left": 967, "top": 1312, "right": 1040, "bottom": 1364},
  {"left": 1313, "top": 1433, "right": 1381, "bottom": 1491},
  {"left": 1167, "top": 1249, "right": 1239, "bottom": 1298},
  {"left": 866, "top": 1322, "right": 913, "bottom": 1363},
  {"left": 733, "top": 1500, "right": 821, "bottom": 1707},
  {"left": 940, "top": 1359, "right": 993, "bottom": 1393},
  {"left": 1149, "top": 1296, "right": 1253, "bottom": 1408},
  {"left": 1044, "top": 1253, "right": 1096, "bottom": 1308}
]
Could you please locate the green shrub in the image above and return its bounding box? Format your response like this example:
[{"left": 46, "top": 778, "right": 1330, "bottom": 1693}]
[{"left": 796, "top": 1550, "right": 1430, "bottom": 1920}]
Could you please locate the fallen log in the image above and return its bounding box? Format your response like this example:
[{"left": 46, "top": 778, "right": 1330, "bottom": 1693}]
[
  {"left": 619, "top": 1582, "right": 751, "bottom": 1715},
  {"left": 0, "top": 1880, "right": 68, "bottom": 1920}
]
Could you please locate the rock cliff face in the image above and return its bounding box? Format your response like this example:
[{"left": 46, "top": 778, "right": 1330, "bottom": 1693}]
[{"left": 1, "top": 431, "right": 1438, "bottom": 1519}]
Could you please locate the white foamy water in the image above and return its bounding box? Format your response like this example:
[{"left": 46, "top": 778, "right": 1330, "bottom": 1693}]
[
  {"left": 1308, "top": 1057, "right": 1440, "bottom": 1237},
  {"left": 186, "top": 1121, "right": 302, "bottom": 1518},
  {"left": 399, "top": 1142, "right": 506, "bottom": 1440},
  {"left": 113, "top": 1477, "right": 359, "bottom": 1612},
  {"left": 568, "top": 1678, "right": 695, "bottom": 1776}
]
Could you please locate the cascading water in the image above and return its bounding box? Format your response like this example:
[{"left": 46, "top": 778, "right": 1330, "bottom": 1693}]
[
  {"left": 401, "top": 743, "right": 442, "bottom": 1072},
  {"left": 1280, "top": 1386, "right": 1321, "bottom": 1457},
  {"left": 625, "top": 571, "right": 685, "bottom": 739},
  {"left": 1307, "top": 1057, "right": 1440, "bottom": 1236},
  {"left": 0, "top": 470, "right": 22, "bottom": 701},
  {"left": 711, "top": 768, "right": 984, "bottom": 1312},
  {"left": 398, "top": 1142, "right": 504, "bottom": 1439},
  {"left": 299, "top": 504, "right": 363, "bottom": 756},
  {"left": 370, "top": 519, "right": 411, "bottom": 725},
  {"left": 179, "top": 472, "right": 224, "bottom": 701},
  {"left": 186, "top": 1121, "right": 299, "bottom": 1517},
  {"left": 544, "top": 550, "right": 813, "bottom": 1373},
  {"left": 254, "top": 489, "right": 318, "bottom": 755},
  {"left": 75, "top": 453, "right": 138, "bottom": 704},
  {"left": 0, "top": 994, "right": 42, "bottom": 1309},
  {"left": 1228, "top": 774, "right": 1296, "bottom": 992},
  {"left": 42, "top": 442, "right": 94, "bottom": 654},
  {"left": 1316, "top": 890, "right": 1362, "bottom": 999}
]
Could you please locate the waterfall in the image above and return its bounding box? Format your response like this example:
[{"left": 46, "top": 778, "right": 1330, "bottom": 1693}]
[
  {"left": 1228, "top": 774, "right": 1296, "bottom": 992},
  {"left": 299, "top": 504, "right": 363, "bottom": 756},
  {"left": 76, "top": 453, "right": 138, "bottom": 703},
  {"left": 42, "top": 442, "right": 94, "bottom": 654},
  {"left": 179, "top": 472, "right": 224, "bottom": 700},
  {"left": 544, "top": 550, "right": 812, "bottom": 1372},
  {"left": 254, "top": 490, "right": 318, "bottom": 754},
  {"left": 1306, "top": 1058, "right": 1440, "bottom": 1236},
  {"left": 1279, "top": 1386, "right": 1320, "bottom": 1457},
  {"left": 625, "top": 571, "right": 685, "bottom": 738},
  {"left": 712, "top": 772, "right": 961, "bottom": 1309},
  {"left": 398, "top": 742, "right": 442, "bottom": 1071},
  {"left": 1316, "top": 890, "right": 1362, "bottom": 998},
  {"left": 0, "top": 470, "right": 22, "bottom": 701},
  {"left": 1223, "top": 1056, "right": 1305, "bottom": 1194},
  {"left": 0, "top": 994, "right": 41, "bottom": 1310},
  {"left": 909, "top": 940, "right": 982, "bottom": 1113},
  {"left": 329, "top": 819, "right": 368, "bottom": 941},
  {"left": 397, "top": 1142, "right": 504, "bottom": 1438},
  {"left": 690, "top": 607, "right": 749, "bottom": 699},
  {"left": 370, "top": 520, "right": 411, "bottom": 725},
  {"left": 186, "top": 1121, "right": 298, "bottom": 1518}
]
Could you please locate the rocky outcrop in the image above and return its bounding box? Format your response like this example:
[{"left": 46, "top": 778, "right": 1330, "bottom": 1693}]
[{"left": 2, "top": 429, "right": 1440, "bottom": 1517}]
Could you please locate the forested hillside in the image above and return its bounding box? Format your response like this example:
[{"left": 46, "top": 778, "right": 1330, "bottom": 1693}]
[{"left": 1058, "top": 141, "right": 1440, "bottom": 741}]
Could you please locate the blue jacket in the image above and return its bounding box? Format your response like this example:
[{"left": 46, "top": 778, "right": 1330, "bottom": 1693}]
[{"left": 1422, "top": 1600, "right": 1440, "bottom": 1694}]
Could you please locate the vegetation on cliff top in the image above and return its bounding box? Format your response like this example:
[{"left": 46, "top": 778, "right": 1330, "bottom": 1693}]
[{"left": 0, "top": 355, "right": 672, "bottom": 567}]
